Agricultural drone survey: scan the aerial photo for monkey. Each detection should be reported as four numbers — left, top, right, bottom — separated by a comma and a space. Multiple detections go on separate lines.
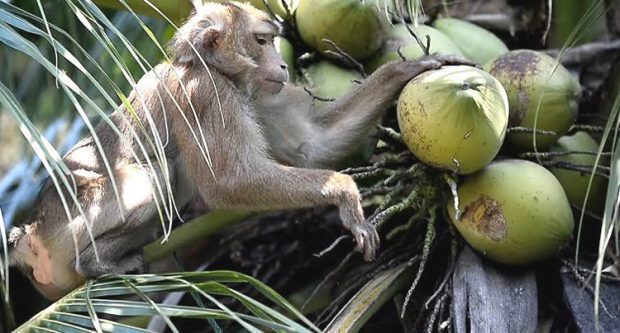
8, 1, 472, 300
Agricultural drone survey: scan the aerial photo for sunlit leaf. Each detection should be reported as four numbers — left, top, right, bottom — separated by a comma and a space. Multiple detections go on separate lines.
14, 271, 319, 333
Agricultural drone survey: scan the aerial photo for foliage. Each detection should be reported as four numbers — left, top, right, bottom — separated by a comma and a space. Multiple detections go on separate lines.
14, 271, 319, 332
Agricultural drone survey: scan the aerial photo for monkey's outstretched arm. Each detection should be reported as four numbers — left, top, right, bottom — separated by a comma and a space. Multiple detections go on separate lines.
298, 55, 474, 168
315, 55, 474, 124
210, 163, 378, 260
258, 55, 474, 169
175, 97, 379, 260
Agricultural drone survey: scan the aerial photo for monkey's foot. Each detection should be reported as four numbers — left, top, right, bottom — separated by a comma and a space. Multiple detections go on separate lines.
348, 221, 380, 261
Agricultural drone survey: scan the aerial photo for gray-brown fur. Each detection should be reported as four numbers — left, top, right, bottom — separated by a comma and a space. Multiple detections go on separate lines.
8, 1, 472, 300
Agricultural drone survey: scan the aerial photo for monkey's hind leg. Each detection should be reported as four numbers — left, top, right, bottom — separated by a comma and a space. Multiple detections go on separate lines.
71, 162, 174, 278
76, 228, 153, 278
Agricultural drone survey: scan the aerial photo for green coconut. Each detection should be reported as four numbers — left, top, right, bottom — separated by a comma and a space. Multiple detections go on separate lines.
433, 17, 508, 66
486, 50, 582, 150
296, 0, 387, 61
274, 36, 296, 81
370, 0, 397, 14
549, 131, 607, 213
205, 0, 291, 19
365, 24, 463, 72
397, 65, 508, 174
305, 60, 362, 100
448, 159, 574, 265
247, 0, 290, 19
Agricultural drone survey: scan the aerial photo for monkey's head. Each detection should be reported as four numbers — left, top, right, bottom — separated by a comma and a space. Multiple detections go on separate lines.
169, 1, 288, 96
9, 224, 85, 300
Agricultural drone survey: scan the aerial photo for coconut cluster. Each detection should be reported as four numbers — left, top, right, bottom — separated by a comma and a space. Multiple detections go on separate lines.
267, 0, 604, 265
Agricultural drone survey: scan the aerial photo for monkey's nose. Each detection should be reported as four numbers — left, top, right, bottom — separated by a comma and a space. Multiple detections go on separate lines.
280, 63, 287, 70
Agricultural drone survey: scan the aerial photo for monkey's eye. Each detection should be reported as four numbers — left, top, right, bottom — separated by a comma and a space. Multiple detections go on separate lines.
256, 35, 269, 45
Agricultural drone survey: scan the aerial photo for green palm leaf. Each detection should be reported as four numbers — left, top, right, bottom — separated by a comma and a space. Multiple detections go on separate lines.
15, 271, 320, 333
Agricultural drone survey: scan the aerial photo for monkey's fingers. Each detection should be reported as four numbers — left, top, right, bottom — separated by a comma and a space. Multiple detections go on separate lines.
403, 59, 444, 78
429, 54, 478, 68
364, 223, 379, 261
415, 59, 443, 70
350, 222, 378, 261
351, 226, 365, 252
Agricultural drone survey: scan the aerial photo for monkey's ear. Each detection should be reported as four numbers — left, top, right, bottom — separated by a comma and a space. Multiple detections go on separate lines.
202, 26, 223, 50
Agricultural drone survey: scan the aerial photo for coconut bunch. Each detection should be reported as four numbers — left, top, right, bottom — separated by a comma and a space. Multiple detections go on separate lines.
263, 0, 607, 266
394, 49, 591, 264
295, 0, 606, 264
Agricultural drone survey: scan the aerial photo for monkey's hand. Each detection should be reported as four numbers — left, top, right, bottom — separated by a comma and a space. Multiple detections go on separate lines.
349, 219, 380, 261
385, 53, 477, 83
338, 192, 380, 261
422, 53, 478, 68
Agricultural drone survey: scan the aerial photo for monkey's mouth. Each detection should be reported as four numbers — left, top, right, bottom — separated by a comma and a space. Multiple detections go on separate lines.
264, 79, 286, 94
265, 79, 285, 85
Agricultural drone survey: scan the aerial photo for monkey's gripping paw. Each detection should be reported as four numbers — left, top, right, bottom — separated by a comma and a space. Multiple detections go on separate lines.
399, 54, 477, 81
425, 53, 478, 68
348, 221, 380, 261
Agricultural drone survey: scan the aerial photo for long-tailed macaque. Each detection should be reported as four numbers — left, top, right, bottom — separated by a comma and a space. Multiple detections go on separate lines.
8, 1, 470, 300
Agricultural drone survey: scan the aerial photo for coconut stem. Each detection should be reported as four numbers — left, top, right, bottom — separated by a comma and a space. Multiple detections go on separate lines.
561, 259, 615, 318
321, 39, 368, 78
569, 124, 616, 134
361, 184, 396, 199
544, 39, 620, 66
570, 203, 602, 221
313, 235, 350, 258
396, 11, 431, 56
444, 174, 461, 221
350, 168, 391, 180
539, 160, 610, 178
519, 150, 613, 159
374, 182, 406, 214
302, 87, 336, 102
424, 249, 456, 310
426, 293, 449, 332
506, 126, 557, 136
386, 199, 428, 240
369, 184, 420, 227
562, 259, 620, 283
383, 163, 423, 186
400, 204, 438, 318
261, 0, 283, 23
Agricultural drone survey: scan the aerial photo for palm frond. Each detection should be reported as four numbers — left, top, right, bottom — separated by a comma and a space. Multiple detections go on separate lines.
594, 78, 620, 331
15, 271, 320, 333
324, 262, 411, 333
